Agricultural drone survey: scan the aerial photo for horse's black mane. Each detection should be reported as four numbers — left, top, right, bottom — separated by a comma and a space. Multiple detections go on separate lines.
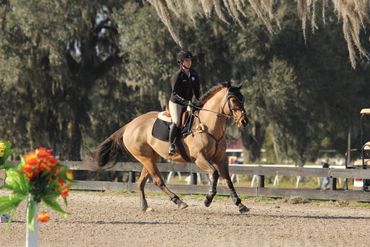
199, 82, 229, 106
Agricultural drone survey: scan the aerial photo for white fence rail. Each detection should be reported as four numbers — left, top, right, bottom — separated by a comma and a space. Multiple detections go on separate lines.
62, 161, 370, 202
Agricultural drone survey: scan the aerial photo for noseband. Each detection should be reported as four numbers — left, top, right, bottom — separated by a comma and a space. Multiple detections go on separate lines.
222, 90, 246, 121
194, 88, 246, 122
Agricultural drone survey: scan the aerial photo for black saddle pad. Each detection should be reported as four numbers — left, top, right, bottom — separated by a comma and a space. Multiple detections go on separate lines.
152, 116, 194, 162
152, 118, 171, 141
151, 113, 195, 142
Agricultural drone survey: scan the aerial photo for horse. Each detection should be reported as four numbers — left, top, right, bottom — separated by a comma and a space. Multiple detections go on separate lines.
95, 81, 250, 213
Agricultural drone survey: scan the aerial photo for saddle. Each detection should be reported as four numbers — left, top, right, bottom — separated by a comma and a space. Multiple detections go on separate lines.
158, 106, 190, 127
152, 107, 195, 161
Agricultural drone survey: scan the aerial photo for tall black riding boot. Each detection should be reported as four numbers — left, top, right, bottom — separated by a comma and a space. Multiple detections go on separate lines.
168, 124, 179, 155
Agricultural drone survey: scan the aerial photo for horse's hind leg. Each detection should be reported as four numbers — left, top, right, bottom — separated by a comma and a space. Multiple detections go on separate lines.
137, 168, 150, 211
218, 158, 249, 214
136, 155, 188, 209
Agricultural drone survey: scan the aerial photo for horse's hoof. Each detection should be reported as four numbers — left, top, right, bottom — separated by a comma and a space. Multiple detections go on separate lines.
178, 202, 188, 209
238, 204, 250, 214
204, 198, 212, 207
142, 207, 154, 212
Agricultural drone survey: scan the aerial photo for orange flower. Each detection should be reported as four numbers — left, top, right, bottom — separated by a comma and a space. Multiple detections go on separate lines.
22, 147, 59, 180
58, 177, 65, 185
36, 148, 58, 172
22, 152, 40, 180
66, 170, 74, 184
36, 147, 52, 156
37, 211, 50, 223
56, 181, 70, 198
60, 186, 70, 198
66, 170, 73, 180
24, 152, 38, 166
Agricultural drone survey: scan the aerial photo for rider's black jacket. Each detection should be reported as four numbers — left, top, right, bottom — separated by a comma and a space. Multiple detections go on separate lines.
169, 68, 200, 105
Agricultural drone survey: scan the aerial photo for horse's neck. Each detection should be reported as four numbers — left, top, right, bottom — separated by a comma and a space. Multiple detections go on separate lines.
198, 90, 227, 140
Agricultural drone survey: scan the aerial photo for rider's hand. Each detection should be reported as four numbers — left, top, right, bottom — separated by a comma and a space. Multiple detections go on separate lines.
193, 100, 201, 107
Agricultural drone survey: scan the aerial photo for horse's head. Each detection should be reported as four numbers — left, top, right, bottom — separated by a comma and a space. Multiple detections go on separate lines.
223, 81, 248, 128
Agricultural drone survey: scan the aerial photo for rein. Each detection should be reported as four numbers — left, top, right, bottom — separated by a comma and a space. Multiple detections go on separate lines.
189, 87, 246, 159
193, 105, 231, 119
192, 89, 245, 120
191, 90, 232, 119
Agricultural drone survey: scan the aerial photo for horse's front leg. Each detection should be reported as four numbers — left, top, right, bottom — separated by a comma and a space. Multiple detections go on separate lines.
194, 155, 219, 207
218, 158, 249, 214
205, 169, 219, 207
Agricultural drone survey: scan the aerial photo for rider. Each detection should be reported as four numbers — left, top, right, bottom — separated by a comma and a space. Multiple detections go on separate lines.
168, 50, 200, 155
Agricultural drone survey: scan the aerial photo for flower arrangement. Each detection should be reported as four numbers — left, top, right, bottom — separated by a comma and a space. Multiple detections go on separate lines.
0, 142, 73, 246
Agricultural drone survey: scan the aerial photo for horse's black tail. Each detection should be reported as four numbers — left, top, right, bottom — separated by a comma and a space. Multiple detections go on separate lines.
95, 125, 126, 169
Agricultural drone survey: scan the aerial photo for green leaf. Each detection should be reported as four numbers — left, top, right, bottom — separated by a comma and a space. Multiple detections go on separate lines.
5, 169, 29, 195
42, 195, 69, 217
0, 162, 15, 170
63, 197, 68, 207
18, 156, 25, 171
0, 194, 26, 215
27, 199, 36, 232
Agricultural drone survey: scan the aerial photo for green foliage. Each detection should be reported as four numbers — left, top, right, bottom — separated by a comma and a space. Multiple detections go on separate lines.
0, 1, 370, 164
0, 145, 72, 230
0, 194, 27, 216
4, 169, 30, 195
42, 194, 69, 217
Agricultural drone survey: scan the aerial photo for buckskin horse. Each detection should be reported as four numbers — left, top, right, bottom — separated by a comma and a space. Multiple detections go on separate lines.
95, 81, 250, 213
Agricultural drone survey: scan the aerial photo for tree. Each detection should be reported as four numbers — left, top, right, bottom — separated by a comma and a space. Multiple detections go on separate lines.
0, 1, 122, 159
149, 0, 370, 68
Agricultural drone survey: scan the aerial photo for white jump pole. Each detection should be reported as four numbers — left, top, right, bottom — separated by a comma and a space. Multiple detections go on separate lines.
26, 200, 39, 247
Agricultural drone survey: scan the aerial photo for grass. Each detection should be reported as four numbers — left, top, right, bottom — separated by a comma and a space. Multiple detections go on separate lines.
351, 201, 370, 209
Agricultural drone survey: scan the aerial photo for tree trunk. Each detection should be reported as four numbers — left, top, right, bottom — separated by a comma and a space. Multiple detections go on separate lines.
68, 117, 82, 160
242, 119, 265, 162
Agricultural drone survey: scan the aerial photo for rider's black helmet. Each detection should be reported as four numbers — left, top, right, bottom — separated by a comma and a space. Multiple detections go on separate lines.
177, 50, 193, 64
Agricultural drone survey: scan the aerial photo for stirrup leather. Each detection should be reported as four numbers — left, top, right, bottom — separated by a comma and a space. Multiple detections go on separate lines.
168, 143, 176, 155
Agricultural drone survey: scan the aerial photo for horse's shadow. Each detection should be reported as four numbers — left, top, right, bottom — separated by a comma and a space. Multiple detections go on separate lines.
182, 206, 370, 221
4, 219, 179, 225
65, 220, 180, 226
247, 213, 370, 220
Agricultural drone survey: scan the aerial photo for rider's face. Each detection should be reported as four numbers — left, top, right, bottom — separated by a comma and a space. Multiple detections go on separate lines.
182, 58, 192, 69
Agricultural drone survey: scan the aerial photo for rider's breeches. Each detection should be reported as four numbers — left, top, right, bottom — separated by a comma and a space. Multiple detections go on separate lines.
169, 101, 185, 127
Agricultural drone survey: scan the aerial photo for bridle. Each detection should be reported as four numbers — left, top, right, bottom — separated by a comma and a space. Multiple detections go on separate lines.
222, 90, 246, 121
191, 88, 247, 151
193, 88, 247, 123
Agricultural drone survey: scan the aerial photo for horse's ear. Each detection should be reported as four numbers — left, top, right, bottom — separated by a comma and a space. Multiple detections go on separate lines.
222, 81, 231, 88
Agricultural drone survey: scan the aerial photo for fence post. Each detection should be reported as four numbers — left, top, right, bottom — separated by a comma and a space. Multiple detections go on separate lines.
343, 178, 349, 191
128, 171, 136, 183
331, 177, 337, 190
190, 173, 197, 185
258, 175, 265, 188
